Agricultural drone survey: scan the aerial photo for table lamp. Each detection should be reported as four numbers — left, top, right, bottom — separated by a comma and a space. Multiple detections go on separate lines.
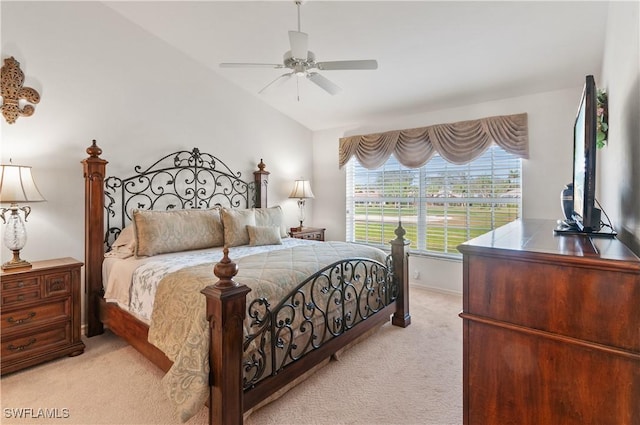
0, 163, 45, 270
288, 178, 314, 230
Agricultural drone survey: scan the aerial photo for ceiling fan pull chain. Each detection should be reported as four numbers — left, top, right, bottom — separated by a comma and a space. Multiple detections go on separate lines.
296, 1, 302, 32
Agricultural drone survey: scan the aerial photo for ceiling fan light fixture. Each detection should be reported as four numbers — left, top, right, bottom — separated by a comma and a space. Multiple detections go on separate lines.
219, 0, 378, 97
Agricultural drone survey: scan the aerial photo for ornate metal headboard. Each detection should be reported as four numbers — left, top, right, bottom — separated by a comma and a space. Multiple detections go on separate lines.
82, 140, 269, 336
103, 148, 256, 250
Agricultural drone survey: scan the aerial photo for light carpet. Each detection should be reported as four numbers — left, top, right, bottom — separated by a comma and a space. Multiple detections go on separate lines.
1, 286, 462, 425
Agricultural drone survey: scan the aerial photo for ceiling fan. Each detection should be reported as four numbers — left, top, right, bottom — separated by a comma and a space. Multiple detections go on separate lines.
219, 1, 378, 97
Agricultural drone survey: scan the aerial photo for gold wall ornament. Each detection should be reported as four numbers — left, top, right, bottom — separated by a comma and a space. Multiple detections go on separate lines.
1, 57, 41, 124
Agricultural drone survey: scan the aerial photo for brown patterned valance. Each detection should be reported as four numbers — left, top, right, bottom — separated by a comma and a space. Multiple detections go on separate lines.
339, 113, 529, 169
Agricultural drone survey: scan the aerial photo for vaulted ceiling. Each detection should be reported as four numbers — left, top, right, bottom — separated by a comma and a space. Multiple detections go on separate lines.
105, 1, 608, 131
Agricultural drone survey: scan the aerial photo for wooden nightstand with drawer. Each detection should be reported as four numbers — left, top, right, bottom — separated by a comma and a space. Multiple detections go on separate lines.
289, 227, 325, 241
1, 257, 85, 375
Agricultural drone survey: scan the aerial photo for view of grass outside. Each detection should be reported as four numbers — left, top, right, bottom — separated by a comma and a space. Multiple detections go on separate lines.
353, 202, 519, 253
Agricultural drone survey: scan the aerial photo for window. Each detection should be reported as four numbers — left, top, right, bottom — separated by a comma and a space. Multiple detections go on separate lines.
346, 145, 521, 256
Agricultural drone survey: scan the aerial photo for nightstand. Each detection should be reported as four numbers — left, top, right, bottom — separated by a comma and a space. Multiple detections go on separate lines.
289, 227, 325, 241
1, 257, 85, 375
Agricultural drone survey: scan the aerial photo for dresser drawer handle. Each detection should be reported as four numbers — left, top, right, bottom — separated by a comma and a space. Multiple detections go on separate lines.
17, 281, 25, 288
8, 338, 37, 352
17, 294, 25, 301
7, 312, 36, 325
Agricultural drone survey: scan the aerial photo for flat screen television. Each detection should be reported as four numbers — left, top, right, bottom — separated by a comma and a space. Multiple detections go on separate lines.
571, 75, 601, 233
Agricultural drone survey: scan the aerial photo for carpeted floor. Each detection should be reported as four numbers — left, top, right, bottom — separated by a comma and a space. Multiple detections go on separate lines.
1, 286, 462, 425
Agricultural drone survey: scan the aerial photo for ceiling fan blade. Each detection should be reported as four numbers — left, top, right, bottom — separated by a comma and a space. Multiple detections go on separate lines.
316, 60, 378, 71
220, 63, 284, 69
288, 30, 309, 60
307, 72, 341, 95
258, 72, 293, 94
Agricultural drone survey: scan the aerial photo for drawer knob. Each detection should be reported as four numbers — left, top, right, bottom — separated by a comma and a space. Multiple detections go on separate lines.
7, 312, 36, 325
8, 338, 37, 352
17, 281, 24, 288
17, 294, 25, 301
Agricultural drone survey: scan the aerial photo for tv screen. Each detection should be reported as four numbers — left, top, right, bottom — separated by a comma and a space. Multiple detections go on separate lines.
571, 75, 601, 232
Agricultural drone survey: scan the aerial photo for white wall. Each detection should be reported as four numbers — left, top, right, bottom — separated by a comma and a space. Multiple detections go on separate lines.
312, 88, 583, 293
599, 1, 640, 255
1, 2, 312, 321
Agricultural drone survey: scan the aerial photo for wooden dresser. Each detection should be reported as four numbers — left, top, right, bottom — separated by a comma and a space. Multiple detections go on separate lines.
1, 257, 85, 375
458, 219, 639, 425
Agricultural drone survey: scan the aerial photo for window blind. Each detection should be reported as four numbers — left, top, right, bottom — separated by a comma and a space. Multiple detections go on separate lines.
346, 145, 521, 256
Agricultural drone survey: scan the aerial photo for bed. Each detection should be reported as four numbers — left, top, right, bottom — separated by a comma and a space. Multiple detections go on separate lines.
82, 140, 411, 425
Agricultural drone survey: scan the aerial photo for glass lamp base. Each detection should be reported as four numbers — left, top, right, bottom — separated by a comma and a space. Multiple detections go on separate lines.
1, 206, 31, 271
297, 199, 306, 230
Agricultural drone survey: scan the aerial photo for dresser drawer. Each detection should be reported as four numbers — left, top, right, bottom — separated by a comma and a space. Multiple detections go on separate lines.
466, 254, 640, 351
1, 324, 71, 361
44, 271, 71, 297
1, 299, 70, 332
2, 276, 38, 291
1, 288, 40, 306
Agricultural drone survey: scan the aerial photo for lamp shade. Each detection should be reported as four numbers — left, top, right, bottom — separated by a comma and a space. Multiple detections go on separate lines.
288, 179, 315, 199
0, 164, 46, 204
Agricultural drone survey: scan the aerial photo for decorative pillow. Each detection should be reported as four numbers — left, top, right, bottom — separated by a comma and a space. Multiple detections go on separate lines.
247, 225, 282, 247
133, 208, 224, 257
105, 225, 136, 259
221, 208, 256, 247
254, 206, 288, 238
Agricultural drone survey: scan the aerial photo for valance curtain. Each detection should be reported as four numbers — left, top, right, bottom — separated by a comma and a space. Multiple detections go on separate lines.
339, 113, 529, 169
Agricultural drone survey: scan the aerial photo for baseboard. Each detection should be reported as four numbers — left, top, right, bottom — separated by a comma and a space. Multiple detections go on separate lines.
410, 282, 461, 296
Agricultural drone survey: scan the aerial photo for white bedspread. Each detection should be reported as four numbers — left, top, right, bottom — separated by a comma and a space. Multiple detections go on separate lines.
102, 238, 320, 322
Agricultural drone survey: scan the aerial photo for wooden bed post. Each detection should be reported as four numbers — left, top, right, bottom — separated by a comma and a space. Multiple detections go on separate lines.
390, 221, 411, 328
201, 249, 251, 425
253, 159, 269, 208
82, 140, 108, 337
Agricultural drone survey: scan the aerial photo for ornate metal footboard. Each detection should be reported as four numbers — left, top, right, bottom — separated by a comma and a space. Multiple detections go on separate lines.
243, 256, 397, 389
202, 224, 410, 425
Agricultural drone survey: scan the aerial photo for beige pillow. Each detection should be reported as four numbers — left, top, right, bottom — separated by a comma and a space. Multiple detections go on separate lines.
112, 225, 135, 249
247, 225, 282, 246
221, 208, 256, 247
254, 206, 288, 238
133, 208, 224, 257
105, 225, 136, 258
